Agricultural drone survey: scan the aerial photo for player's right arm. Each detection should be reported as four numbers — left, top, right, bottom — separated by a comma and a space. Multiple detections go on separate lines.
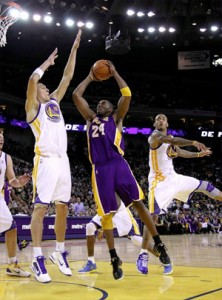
72, 74, 96, 121
149, 131, 208, 151
25, 48, 58, 122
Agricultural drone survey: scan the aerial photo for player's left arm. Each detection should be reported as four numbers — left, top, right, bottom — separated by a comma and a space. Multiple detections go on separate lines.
51, 29, 82, 103
176, 147, 212, 158
110, 62, 131, 122
6, 155, 30, 188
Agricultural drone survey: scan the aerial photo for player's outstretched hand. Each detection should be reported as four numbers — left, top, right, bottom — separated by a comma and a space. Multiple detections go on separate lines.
73, 29, 82, 49
193, 141, 208, 151
18, 174, 31, 186
198, 149, 212, 157
47, 48, 58, 66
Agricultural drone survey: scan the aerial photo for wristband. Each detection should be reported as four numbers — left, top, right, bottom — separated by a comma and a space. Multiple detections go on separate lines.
9, 177, 16, 184
197, 152, 200, 158
120, 87, 131, 96
192, 141, 197, 145
33, 68, 44, 79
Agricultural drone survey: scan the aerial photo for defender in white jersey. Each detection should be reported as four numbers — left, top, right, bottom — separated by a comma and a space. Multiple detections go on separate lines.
25, 29, 82, 283
0, 131, 31, 277
137, 114, 222, 275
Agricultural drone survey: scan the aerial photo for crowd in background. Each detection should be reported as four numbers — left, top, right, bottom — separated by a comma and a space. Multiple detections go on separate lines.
4, 132, 222, 235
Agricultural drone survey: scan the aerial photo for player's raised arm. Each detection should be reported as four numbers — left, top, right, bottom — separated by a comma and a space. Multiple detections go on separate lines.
51, 29, 82, 102
25, 48, 58, 122
72, 71, 97, 122
109, 62, 131, 122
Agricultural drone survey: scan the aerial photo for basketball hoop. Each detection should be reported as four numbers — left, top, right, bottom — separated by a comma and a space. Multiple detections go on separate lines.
0, 1, 22, 47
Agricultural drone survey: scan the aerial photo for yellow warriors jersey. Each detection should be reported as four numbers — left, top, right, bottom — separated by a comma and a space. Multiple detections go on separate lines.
29, 98, 67, 156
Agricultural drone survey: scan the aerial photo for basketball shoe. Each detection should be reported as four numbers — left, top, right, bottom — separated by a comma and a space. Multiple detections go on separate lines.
30, 256, 51, 283
154, 243, 171, 266
78, 260, 97, 273
111, 257, 123, 280
6, 262, 31, 277
136, 252, 149, 274
49, 251, 72, 276
163, 263, 173, 275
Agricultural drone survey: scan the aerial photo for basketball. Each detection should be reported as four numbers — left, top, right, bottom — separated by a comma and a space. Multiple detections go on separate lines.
92, 59, 111, 80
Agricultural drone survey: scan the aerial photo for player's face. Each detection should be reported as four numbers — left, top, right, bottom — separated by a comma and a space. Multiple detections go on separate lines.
97, 100, 112, 116
37, 83, 50, 102
0, 133, 4, 150
154, 114, 168, 131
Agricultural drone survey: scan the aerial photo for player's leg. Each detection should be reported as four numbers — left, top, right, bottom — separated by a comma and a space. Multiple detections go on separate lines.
101, 213, 123, 280
78, 221, 98, 273
49, 202, 72, 276
49, 155, 72, 277
92, 163, 123, 280
5, 222, 31, 277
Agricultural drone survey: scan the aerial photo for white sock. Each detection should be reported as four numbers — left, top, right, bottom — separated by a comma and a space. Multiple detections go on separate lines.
140, 249, 148, 254
33, 247, 42, 258
88, 256, 95, 263
56, 242, 65, 252
8, 257, 17, 264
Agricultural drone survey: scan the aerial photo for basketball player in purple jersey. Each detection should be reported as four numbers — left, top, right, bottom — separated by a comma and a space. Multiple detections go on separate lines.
73, 62, 171, 280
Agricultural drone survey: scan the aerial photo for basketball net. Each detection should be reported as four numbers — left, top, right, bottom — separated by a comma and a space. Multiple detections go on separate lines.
0, 1, 21, 47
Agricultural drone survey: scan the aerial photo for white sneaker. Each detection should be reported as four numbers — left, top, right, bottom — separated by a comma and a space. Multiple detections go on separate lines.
49, 251, 72, 276
30, 256, 51, 283
6, 262, 31, 277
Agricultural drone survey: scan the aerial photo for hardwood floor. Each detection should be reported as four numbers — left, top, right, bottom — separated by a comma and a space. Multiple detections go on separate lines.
0, 233, 222, 300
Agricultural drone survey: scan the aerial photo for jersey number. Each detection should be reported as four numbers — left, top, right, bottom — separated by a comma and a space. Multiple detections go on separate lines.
92, 124, 105, 138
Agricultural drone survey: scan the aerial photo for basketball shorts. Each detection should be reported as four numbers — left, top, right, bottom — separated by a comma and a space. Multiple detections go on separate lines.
92, 157, 144, 216
32, 154, 71, 204
91, 201, 140, 237
148, 172, 200, 214
0, 194, 13, 233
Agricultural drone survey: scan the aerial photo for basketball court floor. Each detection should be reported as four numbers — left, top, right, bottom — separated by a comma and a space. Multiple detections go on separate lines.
0, 234, 222, 300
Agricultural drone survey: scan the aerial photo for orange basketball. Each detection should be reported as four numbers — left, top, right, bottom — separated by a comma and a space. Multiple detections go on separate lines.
92, 59, 111, 80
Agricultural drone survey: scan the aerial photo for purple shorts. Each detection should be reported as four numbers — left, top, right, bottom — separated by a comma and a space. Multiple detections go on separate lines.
92, 157, 144, 216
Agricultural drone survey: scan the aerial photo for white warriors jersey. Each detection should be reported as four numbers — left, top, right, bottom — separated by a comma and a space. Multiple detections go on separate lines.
29, 98, 67, 156
148, 131, 175, 180
0, 152, 7, 193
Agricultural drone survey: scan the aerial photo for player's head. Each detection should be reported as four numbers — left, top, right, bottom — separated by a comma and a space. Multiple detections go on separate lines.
153, 114, 168, 131
97, 100, 114, 117
0, 130, 4, 150
37, 82, 50, 103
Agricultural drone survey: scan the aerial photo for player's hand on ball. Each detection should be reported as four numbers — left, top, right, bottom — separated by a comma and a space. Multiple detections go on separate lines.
107, 60, 116, 76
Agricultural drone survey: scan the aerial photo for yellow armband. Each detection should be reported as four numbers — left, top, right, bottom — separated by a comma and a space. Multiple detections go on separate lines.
120, 87, 131, 96
197, 152, 200, 157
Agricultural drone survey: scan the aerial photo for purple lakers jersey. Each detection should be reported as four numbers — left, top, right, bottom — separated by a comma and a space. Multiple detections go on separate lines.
87, 115, 124, 164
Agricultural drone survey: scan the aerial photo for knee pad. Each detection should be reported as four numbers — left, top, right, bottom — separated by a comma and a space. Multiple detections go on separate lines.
101, 214, 113, 230
86, 222, 97, 236
196, 181, 220, 199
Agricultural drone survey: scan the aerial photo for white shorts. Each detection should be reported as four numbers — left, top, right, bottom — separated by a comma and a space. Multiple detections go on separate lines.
0, 194, 13, 233
92, 202, 139, 237
148, 171, 200, 214
33, 154, 71, 204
